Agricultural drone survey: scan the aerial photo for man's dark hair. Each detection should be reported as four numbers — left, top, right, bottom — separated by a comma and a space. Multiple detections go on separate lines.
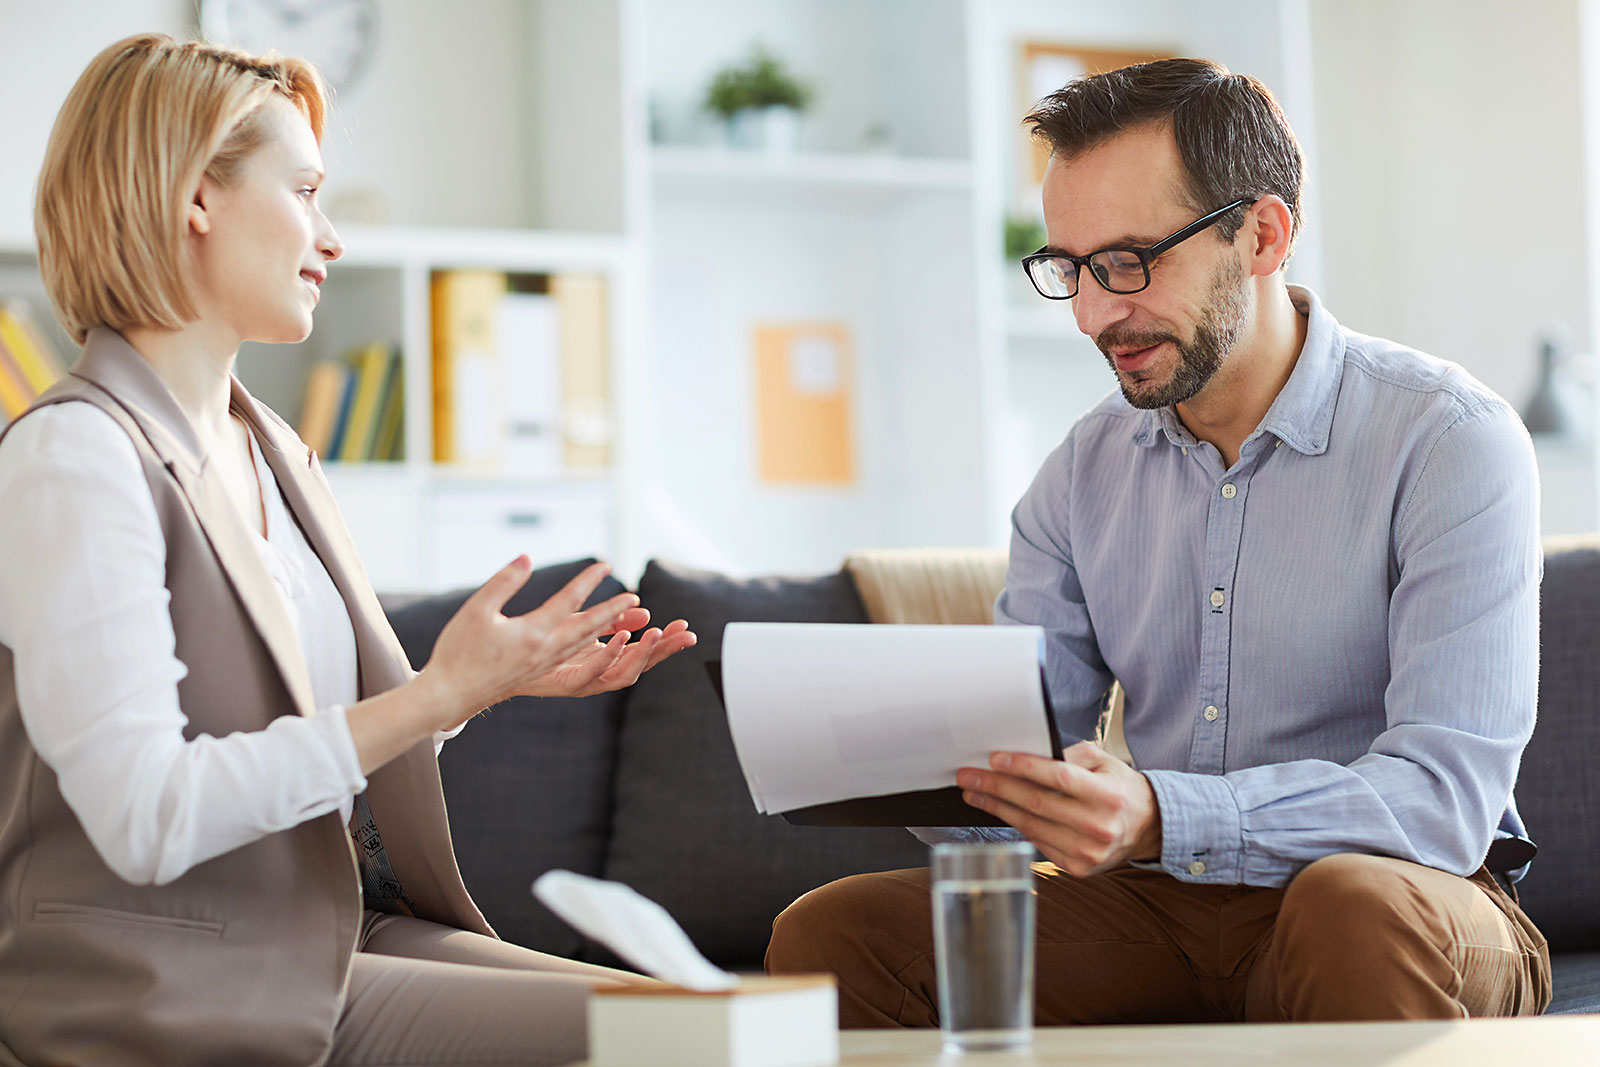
1025, 58, 1304, 251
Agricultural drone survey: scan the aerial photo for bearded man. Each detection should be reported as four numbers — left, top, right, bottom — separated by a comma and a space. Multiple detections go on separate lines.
766, 58, 1551, 1024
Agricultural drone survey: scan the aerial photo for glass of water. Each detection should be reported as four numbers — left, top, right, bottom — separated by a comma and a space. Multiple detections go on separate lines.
930, 841, 1036, 1052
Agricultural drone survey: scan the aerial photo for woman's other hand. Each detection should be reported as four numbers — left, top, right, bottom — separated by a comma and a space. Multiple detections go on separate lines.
525, 614, 696, 698
420, 558, 642, 726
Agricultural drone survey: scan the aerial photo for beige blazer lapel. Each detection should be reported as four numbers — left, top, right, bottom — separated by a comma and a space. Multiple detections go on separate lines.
70, 330, 320, 723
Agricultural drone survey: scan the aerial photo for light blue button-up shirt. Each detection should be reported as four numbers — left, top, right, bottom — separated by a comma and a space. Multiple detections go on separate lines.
996, 286, 1540, 888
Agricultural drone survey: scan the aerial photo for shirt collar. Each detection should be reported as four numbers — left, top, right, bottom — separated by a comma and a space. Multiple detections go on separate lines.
1130, 284, 1344, 457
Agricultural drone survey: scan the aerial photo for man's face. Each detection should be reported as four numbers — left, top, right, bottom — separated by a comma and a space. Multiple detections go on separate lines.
1040, 124, 1250, 410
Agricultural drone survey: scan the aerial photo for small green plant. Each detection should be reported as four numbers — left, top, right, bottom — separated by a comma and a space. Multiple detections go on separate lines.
704, 47, 812, 118
1004, 215, 1048, 261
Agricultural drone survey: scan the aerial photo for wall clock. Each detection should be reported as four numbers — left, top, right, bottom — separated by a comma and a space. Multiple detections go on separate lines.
200, 0, 377, 92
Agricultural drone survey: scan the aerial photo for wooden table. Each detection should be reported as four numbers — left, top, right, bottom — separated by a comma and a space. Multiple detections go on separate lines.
833, 1016, 1598, 1065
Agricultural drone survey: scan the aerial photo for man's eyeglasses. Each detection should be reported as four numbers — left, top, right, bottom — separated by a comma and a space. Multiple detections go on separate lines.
1021, 198, 1252, 300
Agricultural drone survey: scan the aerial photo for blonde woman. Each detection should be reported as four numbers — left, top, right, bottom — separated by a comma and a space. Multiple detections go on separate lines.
0, 33, 693, 1067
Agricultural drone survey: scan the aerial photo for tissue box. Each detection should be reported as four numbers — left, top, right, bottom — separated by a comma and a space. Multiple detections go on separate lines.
587, 974, 838, 1067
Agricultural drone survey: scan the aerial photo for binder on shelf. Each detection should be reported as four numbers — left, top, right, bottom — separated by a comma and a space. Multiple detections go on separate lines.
0, 303, 66, 396
551, 273, 612, 471
298, 361, 350, 457
499, 285, 562, 477
431, 269, 507, 467
339, 342, 397, 463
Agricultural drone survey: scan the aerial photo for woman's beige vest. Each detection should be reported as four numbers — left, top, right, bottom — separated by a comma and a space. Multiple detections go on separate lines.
0, 329, 490, 1066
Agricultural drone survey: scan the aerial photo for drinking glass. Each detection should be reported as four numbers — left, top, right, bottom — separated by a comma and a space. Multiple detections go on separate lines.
930, 841, 1036, 1052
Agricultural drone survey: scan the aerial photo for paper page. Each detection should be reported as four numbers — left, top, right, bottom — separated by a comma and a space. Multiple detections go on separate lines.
721, 623, 1051, 814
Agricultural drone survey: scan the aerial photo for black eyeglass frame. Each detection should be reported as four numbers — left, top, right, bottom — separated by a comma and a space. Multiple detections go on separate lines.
1021, 198, 1253, 301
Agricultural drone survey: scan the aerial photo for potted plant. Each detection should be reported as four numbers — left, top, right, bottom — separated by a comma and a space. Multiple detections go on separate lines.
704, 46, 812, 152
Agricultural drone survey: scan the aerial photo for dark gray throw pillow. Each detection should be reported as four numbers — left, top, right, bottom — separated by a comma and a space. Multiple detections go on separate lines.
382, 558, 628, 958
597, 559, 930, 970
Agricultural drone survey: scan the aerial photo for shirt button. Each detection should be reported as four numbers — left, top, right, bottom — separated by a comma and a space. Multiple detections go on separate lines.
1209, 590, 1226, 608
1221, 483, 1237, 499
1188, 860, 1207, 876
1204, 705, 1220, 721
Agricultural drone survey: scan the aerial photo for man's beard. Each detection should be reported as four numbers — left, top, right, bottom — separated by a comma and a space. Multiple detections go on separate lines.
1095, 256, 1249, 410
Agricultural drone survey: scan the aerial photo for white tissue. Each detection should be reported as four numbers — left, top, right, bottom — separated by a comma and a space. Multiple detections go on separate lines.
533, 870, 740, 991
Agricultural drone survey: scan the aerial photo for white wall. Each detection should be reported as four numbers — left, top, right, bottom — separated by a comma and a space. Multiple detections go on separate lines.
1310, 0, 1595, 532
0, 0, 539, 234
1310, 0, 1589, 392
0, 1, 191, 240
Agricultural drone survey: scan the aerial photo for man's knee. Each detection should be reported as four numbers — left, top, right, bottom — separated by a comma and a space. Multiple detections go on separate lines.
1278, 853, 1436, 946
766, 868, 931, 976
1267, 854, 1470, 1020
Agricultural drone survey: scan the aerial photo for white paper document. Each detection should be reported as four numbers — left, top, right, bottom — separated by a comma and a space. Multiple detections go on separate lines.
720, 623, 1053, 814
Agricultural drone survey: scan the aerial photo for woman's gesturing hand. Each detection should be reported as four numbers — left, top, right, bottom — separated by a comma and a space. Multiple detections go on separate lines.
421, 558, 648, 728
523, 614, 696, 698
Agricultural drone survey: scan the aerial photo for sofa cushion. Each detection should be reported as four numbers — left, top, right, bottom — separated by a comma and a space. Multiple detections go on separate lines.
1516, 535, 1600, 954
382, 559, 629, 958
1548, 953, 1600, 1014
597, 560, 930, 970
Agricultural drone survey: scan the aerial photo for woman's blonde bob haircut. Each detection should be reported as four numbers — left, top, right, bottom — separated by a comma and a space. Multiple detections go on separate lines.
35, 33, 327, 344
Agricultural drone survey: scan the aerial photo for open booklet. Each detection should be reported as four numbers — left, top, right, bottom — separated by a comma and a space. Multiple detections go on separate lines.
716, 622, 1064, 827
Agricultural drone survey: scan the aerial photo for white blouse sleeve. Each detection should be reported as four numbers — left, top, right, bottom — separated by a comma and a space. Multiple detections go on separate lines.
0, 403, 368, 886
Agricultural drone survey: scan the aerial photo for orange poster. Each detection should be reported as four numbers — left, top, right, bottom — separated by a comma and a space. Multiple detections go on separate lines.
753, 322, 854, 485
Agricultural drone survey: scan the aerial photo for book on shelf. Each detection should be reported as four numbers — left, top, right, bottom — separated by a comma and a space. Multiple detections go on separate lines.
0, 330, 32, 419
372, 358, 405, 462
0, 303, 67, 397
325, 364, 359, 459
430, 268, 613, 475
339, 342, 397, 463
298, 361, 348, 457
298, 343, 403, 463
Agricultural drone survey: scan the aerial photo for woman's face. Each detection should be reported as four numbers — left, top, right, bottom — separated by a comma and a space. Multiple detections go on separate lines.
188, 95, 342, 346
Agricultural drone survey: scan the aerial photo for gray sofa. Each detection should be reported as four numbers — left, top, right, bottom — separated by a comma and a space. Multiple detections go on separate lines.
383, 540, 1600, 1015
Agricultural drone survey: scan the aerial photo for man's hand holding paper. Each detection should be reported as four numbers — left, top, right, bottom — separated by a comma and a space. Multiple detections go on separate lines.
957, 743, 1163, 877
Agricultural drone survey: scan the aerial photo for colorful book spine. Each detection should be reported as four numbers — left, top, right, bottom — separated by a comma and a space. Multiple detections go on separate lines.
0, 332, 32, 419
297, 361, 349, 457
372, 356, 406, 461
339, 342, 395, 463
325, 366, 360, 461
0, 304, 66, 396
